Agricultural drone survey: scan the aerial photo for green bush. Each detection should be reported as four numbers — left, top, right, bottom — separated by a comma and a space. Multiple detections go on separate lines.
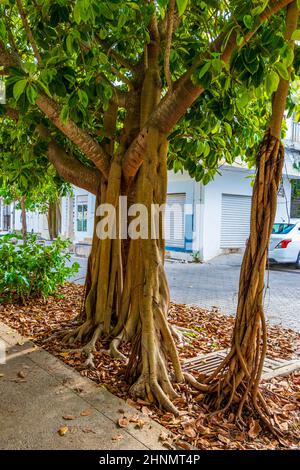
0, 234, 79, 303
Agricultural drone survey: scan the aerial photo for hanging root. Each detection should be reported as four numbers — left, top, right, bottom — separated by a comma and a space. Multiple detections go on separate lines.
184, 131, 286, 436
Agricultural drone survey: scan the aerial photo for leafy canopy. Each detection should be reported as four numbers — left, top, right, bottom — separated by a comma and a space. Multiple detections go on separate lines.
0, 0, 299, 186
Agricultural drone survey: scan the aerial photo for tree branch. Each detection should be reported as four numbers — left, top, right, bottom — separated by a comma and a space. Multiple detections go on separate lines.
16, 0, 42, 64
36, 124, 101, 195
270, 0, 298, 138
122, 0, 295, 181
164, 0, 175, 91
47, 141, 101, 195
94, 35, 138, 72
0, 41, 111, 180
36, 94, 110, 179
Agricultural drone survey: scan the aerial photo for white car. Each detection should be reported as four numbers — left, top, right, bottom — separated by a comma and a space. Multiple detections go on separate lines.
268, 220, 300, 269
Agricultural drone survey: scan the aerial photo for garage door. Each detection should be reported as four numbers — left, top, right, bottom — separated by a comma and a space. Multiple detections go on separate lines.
220, 194, 252, 248
165, 193, 186, 248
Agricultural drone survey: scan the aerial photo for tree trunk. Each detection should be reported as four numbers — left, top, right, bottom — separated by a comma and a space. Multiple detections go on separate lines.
185, 0, 298, 431
20, 196, 27, 242
65, 128, 183, 413
47, 201, 61, 240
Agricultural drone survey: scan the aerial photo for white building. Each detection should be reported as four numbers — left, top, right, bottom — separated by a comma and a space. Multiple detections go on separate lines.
0, 200, 49, 238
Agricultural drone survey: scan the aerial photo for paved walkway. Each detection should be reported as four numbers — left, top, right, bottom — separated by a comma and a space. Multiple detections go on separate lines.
0, 323, 166, 450
69, 253, 300, 331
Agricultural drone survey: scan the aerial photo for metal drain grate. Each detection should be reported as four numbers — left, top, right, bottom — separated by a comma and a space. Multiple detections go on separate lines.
183, 349, 300, 380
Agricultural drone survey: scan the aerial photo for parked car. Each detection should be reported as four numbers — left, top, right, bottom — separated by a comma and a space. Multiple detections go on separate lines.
268, 220, 300, 268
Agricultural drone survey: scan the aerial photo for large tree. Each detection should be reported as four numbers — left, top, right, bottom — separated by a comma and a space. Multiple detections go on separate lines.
185, 1, 299, 431
0, 0, 298, 413
0, 116, 70, 240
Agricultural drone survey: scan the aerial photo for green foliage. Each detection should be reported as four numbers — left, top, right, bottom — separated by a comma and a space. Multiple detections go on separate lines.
0, 115, 71, 212
176, 0, 189, 17
0, 234, 79, 303
0, 0, 299, 188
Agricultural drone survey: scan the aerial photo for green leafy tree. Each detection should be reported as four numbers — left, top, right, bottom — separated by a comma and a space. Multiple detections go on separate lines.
0, 0, 298, 414
185, 1, 299, 433
0, 117, 71, 239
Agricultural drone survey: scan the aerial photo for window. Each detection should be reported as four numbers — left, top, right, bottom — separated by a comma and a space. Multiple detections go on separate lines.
291, 179, 300, 218
272, 223, 295, 234
77, 196, 88, 232
3, 205, 11, 231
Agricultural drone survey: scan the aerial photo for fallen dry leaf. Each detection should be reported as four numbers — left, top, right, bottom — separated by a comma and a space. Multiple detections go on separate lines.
218, 434, 230, 445
80, 409, 92, 417
159, 430, 170, 442
17, 370, 26, 379
135, 419, 146, 429
59, 352, 70, 358
62, 415, 76, 421
141, 406, 151, 416
183, 425, 196, 438
1, 283, 299, 451
126, 399, 137, 407
118, 416, 129, 428
58, 426, 69, 436
176, 440, 192, 450
112, 434, 124, 442
82, 428, 96, 434
248, 419, 262, 439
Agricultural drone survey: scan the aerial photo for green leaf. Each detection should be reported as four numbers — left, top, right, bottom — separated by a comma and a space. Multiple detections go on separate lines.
266, 70, 279, 96
203, 142, 210, 158
236, 33, 244, 47
243, 15, 253, 30
13, 79, 27, 102
224, 122, 232, 138
0, 19, 7, 41
37, 79, 52, 97
60, 104, 69, 124
251, 0, 268, 16
195, 141, 204, 156
99, 52, 108, 64
176, 0, 188, 16
274, 62, 289, 81
26, 85, 38, 104
291, 30, 300, 41
211, 59, 223, 74
78, 89, 88, 108
73, 2, 81, 24
198, 61, 211, 80
282, 46, 294, 67
66, 34, 74, 54
118, 14, 127, 28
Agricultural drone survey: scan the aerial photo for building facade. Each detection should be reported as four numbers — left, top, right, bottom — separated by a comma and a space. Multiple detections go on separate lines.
2, 117, 300, 261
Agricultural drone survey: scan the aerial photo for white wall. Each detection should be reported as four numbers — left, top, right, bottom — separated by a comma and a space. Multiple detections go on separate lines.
201, 167, 293, 261
201, 167, 254, 261
276, 177, 292, 223
14, 207, 49, 238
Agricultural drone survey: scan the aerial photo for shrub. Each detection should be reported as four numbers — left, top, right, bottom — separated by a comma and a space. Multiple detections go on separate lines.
0, 234, 79, 303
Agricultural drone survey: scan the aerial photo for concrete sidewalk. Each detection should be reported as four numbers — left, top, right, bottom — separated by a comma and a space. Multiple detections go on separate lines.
0, 322, 166, 450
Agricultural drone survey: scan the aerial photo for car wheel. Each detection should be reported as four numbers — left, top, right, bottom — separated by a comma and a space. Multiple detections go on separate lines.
296, 252, 300, 270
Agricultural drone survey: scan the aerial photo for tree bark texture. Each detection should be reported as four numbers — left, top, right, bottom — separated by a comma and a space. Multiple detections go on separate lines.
185, 1, 298, 432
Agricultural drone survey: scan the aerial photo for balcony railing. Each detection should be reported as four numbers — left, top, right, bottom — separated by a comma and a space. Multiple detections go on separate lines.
292, 121, 300, 143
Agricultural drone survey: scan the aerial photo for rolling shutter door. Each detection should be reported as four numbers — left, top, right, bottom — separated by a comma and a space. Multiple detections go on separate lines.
220, 194, 251, 248
165, 193, 186, 248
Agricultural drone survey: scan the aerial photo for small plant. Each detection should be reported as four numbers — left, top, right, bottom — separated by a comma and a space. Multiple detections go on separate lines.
0, 234, 79, 303
192, 251, 202, 263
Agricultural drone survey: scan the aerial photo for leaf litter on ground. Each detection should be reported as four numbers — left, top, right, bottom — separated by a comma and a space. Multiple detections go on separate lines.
0, 283, 299, 450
